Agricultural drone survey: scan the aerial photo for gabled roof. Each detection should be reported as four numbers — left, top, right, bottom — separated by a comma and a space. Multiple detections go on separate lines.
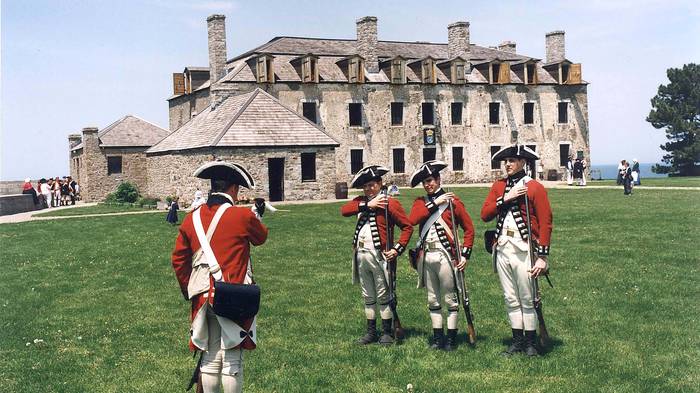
148, 88, 339, 154
71, 115, 169, 151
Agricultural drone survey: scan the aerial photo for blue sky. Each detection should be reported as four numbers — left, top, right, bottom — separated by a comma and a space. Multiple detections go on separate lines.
2, 0, 698, 180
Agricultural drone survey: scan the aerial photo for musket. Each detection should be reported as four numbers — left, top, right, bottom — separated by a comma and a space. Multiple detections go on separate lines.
522, 178, 550, 347
446, 193, 477, 346
382, 186, 404, 340
187, 351, 204, 393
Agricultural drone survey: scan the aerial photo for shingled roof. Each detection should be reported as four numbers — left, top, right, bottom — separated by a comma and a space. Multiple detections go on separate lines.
148, 88, 339, 154
71, 115, 169, 151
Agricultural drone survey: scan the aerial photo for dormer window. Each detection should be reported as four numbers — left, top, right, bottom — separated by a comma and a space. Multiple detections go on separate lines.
254, 54, 274, 83
348, 56, 364, 84
421, 57, 437, 84
564, 63, 582, 84
391, 58, 405, 84
561, 63, 570, 84
302, 55, 319, 83
337, 55, 365, 84
450, 58, 467, 84
489, 61, 511, 84
525, 62, 538, 85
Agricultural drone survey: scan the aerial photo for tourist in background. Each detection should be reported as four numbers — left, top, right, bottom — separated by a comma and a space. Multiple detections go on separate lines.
566, 155, 574, 185
166, 197, 180, 225
622, 161, 633, 195
39, 179, 51, 208
191, 188, 206, 210
573, 158, 587, 186
632, 159, 641, 186
617, 160, 625, 185
52, 177, 61, 207
22, 178, 40, 206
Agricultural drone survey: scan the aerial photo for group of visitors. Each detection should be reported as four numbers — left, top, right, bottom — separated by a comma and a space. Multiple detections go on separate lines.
565, 155, 587, 186
23, 176, 79, 208
617, 159, 640, 195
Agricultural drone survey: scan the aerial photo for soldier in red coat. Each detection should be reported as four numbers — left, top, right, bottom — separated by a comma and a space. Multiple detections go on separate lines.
408, 161, 475, 351
172, 161, 268, 393
341, 165, 413, 346
481, 145, 552, 357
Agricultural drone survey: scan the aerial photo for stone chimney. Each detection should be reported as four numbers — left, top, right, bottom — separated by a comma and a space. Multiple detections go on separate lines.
498, 41, 516, 54
207, 14, 228, 83
447, 21, 470, 59
356, 16, 378, 73
68, 134, 82, 149
81, 127, 99, 150
545, 30, 565, 63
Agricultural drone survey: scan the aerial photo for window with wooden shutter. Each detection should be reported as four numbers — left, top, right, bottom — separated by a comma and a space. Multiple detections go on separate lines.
348, 57, 364, 84
422, 58, 436, 84
498, 61, 511, 84
256, 55, 274, 83
560, 64, 570, 84
525, 63, 538, 85
451, 59, 466, 84
490, 63, 499, 84
301, 56, 319, 83
567, 64, 582, 84
172, 73, 185, 95
391, 58, 406, 84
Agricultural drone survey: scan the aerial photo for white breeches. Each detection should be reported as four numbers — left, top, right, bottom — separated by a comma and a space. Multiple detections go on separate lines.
357, 248, 392, 320
424, 248, 459, 330
200, 307, 243, 393
496, 240, 537, 331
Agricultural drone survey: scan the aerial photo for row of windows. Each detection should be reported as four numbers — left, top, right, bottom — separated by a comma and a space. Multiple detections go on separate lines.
350, 143, 576, 174
301, 101, 569, 127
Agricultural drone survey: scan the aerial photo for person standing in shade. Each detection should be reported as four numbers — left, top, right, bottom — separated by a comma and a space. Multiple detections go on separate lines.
566, 155, 574, 185
171, 161, 268, 393
632, 159, 641, 186
341, 165, 413, 346
408, 161, 474, 351
481, 145, 553, 357
167, 197, 180, 225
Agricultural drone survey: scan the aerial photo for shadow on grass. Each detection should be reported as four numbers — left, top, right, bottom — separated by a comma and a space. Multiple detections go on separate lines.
499, 335, 565, 355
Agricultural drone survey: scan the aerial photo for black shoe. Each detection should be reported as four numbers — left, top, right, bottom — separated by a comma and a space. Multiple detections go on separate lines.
444, 329, 457, 351
378, 319, 394, 346
357, 319, 377, 345
524, 330, 540, 357
430, 328, 444, 350
501, 329, 524, 356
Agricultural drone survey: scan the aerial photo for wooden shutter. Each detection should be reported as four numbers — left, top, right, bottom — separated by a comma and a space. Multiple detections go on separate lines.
568, 64, 582, 84
257, 57, 267, 83
498, 61, 511, 84
172, 73, 185, 95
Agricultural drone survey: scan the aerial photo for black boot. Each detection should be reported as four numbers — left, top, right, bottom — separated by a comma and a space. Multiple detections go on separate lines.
430, 328, 444, 350
444, 329, 458, 351
379, 319, 394, 346
501, 328, 524, 356
524, 330, 540, 357
357, 319, 377, 345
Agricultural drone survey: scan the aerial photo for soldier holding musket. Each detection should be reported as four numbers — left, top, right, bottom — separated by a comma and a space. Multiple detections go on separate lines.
408, 161, 475, 350
341, 165, 413, 346
481, 145, 553, 357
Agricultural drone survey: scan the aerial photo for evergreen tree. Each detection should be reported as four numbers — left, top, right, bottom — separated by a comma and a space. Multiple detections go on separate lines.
647, 63, 700, 175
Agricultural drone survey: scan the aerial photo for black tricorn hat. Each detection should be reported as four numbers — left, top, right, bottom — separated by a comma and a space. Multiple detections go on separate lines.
410, 160, 448, 188
350, 165, 389, 188
491, 144, 539, 161
193, 161, 255, 189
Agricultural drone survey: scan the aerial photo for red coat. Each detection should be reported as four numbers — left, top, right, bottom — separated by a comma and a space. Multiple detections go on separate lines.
172, 202, 268, 350
408, 194, 475, 259
341, 196, 413, 255
481, 178, 552, 255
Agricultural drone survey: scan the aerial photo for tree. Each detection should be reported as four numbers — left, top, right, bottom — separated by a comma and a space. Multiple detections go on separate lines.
646, 63, 700, 175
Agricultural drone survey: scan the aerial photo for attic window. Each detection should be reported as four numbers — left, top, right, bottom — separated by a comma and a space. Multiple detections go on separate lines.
421, 58, 436, 84
256, 55, 274, 83
451, 59, 466, 84
490, 62, 511, 84
525, 63, 537, 84
391, 58, 406, 84
348, 57, 365, 84
302, 56, 319, 83
561, 64, 570, 84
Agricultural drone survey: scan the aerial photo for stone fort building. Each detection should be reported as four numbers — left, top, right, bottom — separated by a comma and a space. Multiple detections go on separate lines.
71, 15, 589, 203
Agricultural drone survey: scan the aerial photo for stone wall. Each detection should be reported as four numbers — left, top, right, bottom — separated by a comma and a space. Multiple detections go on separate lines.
198, 81, 590, 185
168, 88, 211, 131
146, 146, 337, 205
0, 181, 26, 196
0, 194, 41, 216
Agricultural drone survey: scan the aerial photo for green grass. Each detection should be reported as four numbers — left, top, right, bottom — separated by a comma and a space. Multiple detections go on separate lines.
33, 203, 157, 217
1, 187, 698, 392
588, 176, 700, 187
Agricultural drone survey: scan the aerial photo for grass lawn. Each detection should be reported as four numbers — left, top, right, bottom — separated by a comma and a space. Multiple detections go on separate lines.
33, 203, 158, 217
588, 176, 700, 187
1, 187, 698, 392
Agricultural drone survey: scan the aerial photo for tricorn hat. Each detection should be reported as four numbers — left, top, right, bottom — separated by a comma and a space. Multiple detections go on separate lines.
491, 144, 539, 161
410, 160, 448, 187
193, 161, 255, 189
350, 165, 389, 188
